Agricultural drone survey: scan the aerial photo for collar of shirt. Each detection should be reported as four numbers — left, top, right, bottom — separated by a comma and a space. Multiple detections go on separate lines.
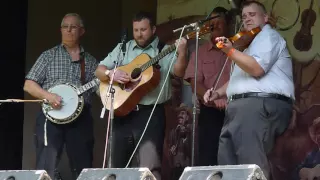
206, 40, 220, 51
60, 43, 85, 63
262, 24, 272, 31
131, 36, 159, 51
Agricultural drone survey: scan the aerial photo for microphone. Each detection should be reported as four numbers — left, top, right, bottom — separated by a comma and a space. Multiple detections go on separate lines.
121, 28, 128, 54
228, 0, 238, 10
228, 0, 241, 15
228, 0, 241, 27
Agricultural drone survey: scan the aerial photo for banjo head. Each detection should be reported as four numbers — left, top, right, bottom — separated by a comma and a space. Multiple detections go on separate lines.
42, 84, 84, 124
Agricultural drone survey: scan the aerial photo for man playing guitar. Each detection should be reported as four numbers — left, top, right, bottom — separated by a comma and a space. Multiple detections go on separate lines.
95, 11, 188, 180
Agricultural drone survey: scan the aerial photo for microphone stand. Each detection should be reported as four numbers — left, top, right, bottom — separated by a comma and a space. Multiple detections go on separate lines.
191, 23, 201, 167
101, 41, 126, 169
106, 81, 115, 169
0, 99, 47, 105
173, 15, 220, 166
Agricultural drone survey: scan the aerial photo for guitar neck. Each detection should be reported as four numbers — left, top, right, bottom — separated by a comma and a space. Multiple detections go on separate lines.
78, 78, 100, 95
140, 44, 176, 71
138, 24, 210, 71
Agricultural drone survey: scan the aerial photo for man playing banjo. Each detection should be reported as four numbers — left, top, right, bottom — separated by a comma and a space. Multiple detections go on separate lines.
24, 13, 98, 180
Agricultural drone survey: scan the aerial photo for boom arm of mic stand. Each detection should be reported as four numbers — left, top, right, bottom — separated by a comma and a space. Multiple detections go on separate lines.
173, 15, 220, 33
173, 22, 198, 33
0, 99, 47, 106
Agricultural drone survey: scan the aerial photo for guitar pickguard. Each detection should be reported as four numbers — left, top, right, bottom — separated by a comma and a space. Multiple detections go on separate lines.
122, 76, 142, 92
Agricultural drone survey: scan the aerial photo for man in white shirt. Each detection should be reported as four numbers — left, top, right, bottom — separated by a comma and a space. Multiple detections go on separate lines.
204, 1, 294, 179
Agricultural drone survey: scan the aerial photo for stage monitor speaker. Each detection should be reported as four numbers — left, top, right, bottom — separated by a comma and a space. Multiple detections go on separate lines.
179, 164, 267, 180
77, 168, 156, 180
0, 170, 51, 180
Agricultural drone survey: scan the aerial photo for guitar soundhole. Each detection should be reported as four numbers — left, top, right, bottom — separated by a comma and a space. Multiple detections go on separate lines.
131, 68, 142, 79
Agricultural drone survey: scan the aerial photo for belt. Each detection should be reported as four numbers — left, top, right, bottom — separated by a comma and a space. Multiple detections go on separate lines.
134, 103, 164, 111
229, 92, 293, 104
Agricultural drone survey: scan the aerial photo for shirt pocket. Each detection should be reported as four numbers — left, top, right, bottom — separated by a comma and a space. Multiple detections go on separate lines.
202, 60, 216, 78
46, 60, 68, 85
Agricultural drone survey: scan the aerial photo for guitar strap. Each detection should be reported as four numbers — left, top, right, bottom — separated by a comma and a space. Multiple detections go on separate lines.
80, 52, 85, 85
154, 41, 165, 67
157, 41, 165, 53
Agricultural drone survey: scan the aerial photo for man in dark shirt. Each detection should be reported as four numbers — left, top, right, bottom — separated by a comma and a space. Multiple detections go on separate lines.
184, 7, 231, 166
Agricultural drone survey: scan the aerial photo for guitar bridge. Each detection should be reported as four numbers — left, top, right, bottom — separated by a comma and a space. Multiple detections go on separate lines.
119, 84, 125, 90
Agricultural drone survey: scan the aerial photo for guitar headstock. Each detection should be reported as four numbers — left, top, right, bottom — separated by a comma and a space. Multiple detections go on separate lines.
185, 23, 211, 40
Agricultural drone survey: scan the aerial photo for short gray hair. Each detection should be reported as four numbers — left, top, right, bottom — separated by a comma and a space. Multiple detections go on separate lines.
61, 13, 84, 27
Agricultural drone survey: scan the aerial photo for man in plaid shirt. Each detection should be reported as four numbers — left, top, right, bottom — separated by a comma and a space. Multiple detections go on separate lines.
24, 13, 98, 180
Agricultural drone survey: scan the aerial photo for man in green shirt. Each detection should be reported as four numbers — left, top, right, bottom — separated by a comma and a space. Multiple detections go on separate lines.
95, 11, 187, 180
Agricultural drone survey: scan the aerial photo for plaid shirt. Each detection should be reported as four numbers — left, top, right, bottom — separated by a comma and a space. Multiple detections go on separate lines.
25, 44, 99, 105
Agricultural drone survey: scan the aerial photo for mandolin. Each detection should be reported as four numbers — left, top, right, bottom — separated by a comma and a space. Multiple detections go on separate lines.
293, 0, 316, 51
99, 23, 212, 116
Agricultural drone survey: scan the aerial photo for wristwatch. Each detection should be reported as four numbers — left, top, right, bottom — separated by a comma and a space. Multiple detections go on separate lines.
105, 69, 111, 77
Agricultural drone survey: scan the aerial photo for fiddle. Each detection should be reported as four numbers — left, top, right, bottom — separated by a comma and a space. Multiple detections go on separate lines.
216, 26, 261, 51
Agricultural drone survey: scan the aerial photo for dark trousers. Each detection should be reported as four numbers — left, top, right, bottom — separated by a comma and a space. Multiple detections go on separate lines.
218, 97, 292, 179
34, 106, 94, 180
197, 104, 225, 166
110, 104, 165, 180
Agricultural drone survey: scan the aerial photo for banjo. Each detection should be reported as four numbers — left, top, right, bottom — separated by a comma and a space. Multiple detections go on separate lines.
42, 78, 100, 124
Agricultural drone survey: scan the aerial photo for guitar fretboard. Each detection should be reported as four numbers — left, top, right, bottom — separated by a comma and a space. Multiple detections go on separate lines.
77, 78, 100, 95
140, 44, 176, 71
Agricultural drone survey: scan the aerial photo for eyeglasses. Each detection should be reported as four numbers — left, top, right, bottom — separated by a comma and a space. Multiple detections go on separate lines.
61, 25, 80, 30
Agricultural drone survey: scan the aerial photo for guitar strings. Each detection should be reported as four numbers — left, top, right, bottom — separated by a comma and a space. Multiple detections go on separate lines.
140, 45, 176, 71
125, 25, 188, 168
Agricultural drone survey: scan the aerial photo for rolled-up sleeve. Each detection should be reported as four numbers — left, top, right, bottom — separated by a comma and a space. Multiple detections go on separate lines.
99, 43, 122, 69
247, 30, 283, 73
164, 45, 178, 75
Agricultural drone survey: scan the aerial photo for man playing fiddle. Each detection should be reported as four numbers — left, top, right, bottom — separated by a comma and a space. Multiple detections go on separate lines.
204, 1, 294, 179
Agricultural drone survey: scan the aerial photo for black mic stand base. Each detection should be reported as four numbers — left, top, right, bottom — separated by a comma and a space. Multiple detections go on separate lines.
107, 87, 115, 168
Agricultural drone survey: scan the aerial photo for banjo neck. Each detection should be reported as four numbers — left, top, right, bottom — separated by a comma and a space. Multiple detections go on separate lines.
77, 78, 100, 95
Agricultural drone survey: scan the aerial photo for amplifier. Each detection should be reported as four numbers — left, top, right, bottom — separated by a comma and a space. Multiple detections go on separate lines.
77, 168, 156, 180
179, 164, 267, 180
0, 170, 51, 180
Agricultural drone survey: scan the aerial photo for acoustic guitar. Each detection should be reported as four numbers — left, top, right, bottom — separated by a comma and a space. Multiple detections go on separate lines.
99, 23, 211, 116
